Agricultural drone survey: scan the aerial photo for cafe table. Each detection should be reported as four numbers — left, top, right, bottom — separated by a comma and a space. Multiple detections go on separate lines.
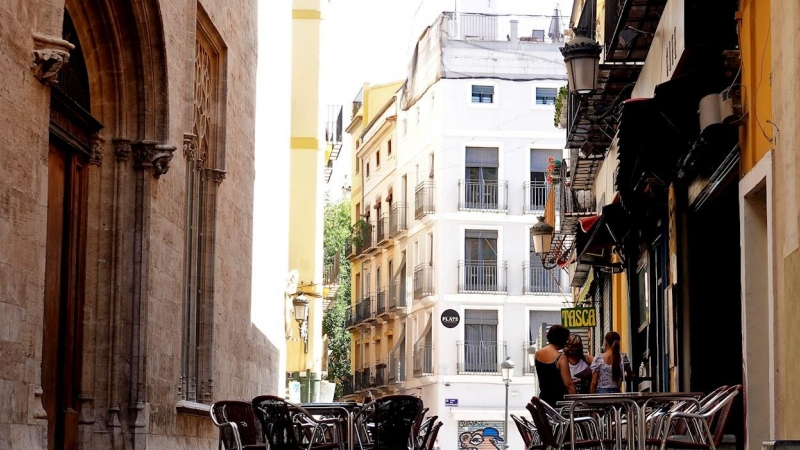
562, 392, 704, 450
298, 402, 362, 450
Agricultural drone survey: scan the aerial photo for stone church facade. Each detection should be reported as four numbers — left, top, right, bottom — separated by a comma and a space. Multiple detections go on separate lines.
0, 0, 278, 449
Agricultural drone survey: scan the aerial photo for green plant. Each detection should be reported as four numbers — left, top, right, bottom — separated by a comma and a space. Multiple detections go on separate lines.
553, 86, 569, 128
351, 218, 369, 248
322, 199, 352, 398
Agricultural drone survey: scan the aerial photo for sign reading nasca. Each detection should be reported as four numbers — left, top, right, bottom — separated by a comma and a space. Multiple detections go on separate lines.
561, 307, 597, 328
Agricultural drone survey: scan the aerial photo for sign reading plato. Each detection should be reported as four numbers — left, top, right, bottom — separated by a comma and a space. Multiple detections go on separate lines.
561, 307, 596, 328
441, 309, 461, 328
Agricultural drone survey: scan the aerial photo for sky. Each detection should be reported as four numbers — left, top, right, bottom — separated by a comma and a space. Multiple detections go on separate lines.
253, 0, 572, 392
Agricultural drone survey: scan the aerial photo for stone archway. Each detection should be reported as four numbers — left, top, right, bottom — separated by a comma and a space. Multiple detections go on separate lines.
33, 1, 174, 449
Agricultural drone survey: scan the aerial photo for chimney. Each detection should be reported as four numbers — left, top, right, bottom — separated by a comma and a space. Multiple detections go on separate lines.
510, 20, 519, 42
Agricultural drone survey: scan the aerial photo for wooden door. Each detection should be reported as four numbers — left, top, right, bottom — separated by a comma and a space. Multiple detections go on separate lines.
42, 141, 88, 450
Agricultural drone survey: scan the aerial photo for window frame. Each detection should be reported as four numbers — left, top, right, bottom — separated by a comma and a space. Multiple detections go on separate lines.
468, 82, 499, 109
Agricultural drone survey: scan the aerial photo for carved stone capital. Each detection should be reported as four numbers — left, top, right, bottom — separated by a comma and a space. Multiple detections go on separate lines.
89, 134, 104, 165
133, 140, 176, 178
183, 133, 197, 160
31, 385, 48, 423
212, 169, 227, 185
31, 33, 74, 87
113, 137, 132, 161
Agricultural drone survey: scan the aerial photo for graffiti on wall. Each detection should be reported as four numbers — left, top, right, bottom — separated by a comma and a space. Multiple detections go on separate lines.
457, 421, 504, 450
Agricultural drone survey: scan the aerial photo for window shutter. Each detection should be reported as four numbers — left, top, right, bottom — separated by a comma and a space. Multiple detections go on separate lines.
530, 149, 561, 171
466, 147, 499, 167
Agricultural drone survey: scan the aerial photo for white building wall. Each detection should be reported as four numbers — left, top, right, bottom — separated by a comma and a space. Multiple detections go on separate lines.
376, 23, 571, 450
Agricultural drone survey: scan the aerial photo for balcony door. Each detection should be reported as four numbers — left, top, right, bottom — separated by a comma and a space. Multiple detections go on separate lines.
530, 149, 559, 211
465, 147, 499, 209
464, 230, 498, 291
464, 309, 499, 373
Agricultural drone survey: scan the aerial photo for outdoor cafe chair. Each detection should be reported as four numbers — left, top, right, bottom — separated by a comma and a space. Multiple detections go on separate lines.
528, 397, 611, 450
511, 413, 542, 450
211, 400, 267, 450
644, 385, 740, 450
251, 395, 343, 450
423, 421, 442, 450
354, 394, 424, 450
415, 414, 438, 450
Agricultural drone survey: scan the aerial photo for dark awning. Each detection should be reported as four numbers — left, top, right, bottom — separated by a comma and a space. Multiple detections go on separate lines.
575, 200, 629, 262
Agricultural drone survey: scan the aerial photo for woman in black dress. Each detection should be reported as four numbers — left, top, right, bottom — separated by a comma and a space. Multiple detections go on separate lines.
534, 325, 576, 406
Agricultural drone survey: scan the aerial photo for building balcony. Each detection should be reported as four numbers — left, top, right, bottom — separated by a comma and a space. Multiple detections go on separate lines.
458, 179, 508, 212
345, 306, 356, 330
388, 350, 406, 385
523, 181, 552, 214
376, 214, 389, 246
356, 295, 374, 326
523, 262, 561, 295
345, 236, 355, 260
374, 360, 388, 388
355, 222, 376, 256
388, 278, 408, 311
355, 367, 371, 392
457, 341, 507, 374
376, 287, 389, 318
341, 372, 356, 396
413, 264, 435, 299
414, 181, 435, 219
389, 202, 408, 236
458, 260, 508, 294
413, 341, 433, 377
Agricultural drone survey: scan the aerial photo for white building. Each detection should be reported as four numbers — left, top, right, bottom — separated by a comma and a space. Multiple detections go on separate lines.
346, 8, 572, 450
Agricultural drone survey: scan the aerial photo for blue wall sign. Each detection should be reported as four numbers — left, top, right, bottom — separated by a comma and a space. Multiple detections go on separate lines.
445, 398, 458, 407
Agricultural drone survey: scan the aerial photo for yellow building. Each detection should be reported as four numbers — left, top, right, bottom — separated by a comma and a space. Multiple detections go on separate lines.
343, 81, 404, 400
737, 0, 776, 446
286, 0, 326, 401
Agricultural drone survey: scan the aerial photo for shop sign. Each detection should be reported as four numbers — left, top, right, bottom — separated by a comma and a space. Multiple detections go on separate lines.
561, 307, 596, 328
457, 420, 505, 450
441, 309, 460, 328
631, 0, 685, 98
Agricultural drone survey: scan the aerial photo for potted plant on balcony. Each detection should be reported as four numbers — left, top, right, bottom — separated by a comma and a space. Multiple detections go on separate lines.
546, 156, 562, 185
351, 218, 370, 250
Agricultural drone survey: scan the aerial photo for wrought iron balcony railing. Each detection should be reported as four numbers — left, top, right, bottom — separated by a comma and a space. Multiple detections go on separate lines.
457, 341, 507, 374
458, 260, 507, 293
413, 341, 433, 377
355, 367, 371, 391
389, 349, 406, 384
413, 264, 435, 299
356, 223, 376, 255
415, 182, 435, 219
389, 202, 408, 236
345, 236, 355, 259
389, 278, 408, 309
376, 287, 387, 316
523, 181, 552, 213
374, 360, 388, 387
341, 372, 355, 396
376, 213, 389, 245
523, 261, 561, 294
356, 295, 373, 324
458, 179, 508, 212
345, 305, 355, 329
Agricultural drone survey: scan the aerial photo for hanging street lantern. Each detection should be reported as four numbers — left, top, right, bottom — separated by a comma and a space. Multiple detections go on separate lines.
560, 30, 602, 95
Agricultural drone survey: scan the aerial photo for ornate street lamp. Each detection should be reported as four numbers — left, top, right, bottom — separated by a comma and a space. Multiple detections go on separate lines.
531, 216, 558, 270
501, 357, 515, 450
560, 29, 602, 95
293, 294, 310, 353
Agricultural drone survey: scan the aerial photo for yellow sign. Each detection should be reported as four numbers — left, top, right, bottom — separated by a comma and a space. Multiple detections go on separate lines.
561, 308, 597, 328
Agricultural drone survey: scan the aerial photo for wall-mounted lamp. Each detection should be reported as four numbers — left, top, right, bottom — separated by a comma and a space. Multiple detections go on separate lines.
530, 216, 558, 270
293, 294, 310, 353
560, 28, 602, 95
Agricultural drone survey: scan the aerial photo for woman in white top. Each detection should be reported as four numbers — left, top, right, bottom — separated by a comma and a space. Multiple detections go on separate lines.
590, 331, 633, 394
564, 333, 594, 394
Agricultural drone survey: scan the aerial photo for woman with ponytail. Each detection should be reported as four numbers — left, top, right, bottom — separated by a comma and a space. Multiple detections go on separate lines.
589, 331, 632, 394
